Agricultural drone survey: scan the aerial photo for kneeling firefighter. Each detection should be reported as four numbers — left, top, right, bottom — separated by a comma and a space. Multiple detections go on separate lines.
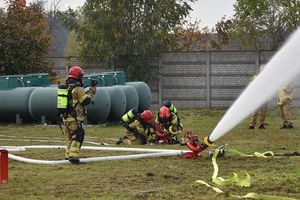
57, 66, 96, 164
117, 109, 155, 145
155, 106, 182, 144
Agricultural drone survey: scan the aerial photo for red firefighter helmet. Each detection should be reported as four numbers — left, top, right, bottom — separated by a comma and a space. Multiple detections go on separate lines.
68, 66, 85, 79
159, 106, 170, 119
140, 110, 153, 123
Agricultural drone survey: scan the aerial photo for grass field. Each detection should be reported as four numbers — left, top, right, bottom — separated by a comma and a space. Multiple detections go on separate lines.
0, 108, 299, 200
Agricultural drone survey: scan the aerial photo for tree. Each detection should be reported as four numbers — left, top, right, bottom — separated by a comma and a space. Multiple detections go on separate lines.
64, 30, 78, 57
0, 0, 51, 75
210, 18, 233, 50
230, 0, 300, 50
60, 0, 195, 81
174, 20, 211, 51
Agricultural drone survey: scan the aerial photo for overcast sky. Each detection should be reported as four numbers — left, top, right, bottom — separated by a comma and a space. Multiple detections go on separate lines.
0, 0, 236, 28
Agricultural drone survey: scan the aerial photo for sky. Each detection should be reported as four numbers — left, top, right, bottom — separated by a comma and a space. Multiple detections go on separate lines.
0, 0, 236, 28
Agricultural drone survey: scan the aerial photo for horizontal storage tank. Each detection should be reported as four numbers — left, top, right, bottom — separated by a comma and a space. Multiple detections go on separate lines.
100, 74, 118, 86
0, 88, 36, 122
106, 86, 126, 120
126, 82, 151, 111
28, 87, 58, 123
86, 87, 111, 123
104, 71, 126, 85
118, 85, 139, 112
0, 75, 25, 90
83, 74, 105, 88
27, 73, 50, 87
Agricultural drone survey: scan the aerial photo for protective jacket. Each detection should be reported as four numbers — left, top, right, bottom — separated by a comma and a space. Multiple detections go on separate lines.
277, 85, 293, 105
155, 112, 179, 134
121, 119, 155, 144
63, 78, 95, 122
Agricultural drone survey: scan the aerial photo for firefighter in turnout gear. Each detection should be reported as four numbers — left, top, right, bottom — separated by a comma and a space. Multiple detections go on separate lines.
117, 110, 155, 145
155, 105, 182, 144
278, 84, 294, 129
58, 66, 96, 164
249, 65, 268, 129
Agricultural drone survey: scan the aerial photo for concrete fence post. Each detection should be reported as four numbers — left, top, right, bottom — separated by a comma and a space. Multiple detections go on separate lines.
158, 54, 163, 107
205, 51, 211, 108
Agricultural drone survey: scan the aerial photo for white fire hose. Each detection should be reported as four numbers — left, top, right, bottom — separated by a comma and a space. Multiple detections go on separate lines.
1, 145, 190, 165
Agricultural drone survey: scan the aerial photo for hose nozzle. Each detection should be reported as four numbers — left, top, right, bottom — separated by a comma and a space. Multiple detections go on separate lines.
203, 136, 214, 148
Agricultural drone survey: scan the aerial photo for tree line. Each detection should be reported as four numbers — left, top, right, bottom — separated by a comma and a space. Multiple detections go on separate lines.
0, 0, 299, 80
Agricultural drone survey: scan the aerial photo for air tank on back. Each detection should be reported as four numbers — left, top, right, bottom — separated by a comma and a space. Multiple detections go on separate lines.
86, 87, 111, 123
126, 82, 151, 111
0, 87, 36, 122
106, 86, 126, 120
118, 85, 139, 112
28, 87, 58, 123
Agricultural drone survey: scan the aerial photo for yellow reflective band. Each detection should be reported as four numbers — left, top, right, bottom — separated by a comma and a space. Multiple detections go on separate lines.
169, 126, 177, 134
169, 104, 177, 113
121, 109, 136, 122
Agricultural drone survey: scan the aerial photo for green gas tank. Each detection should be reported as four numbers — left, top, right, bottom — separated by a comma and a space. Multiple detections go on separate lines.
86, 87, 111, 123
104, 71, 126, 85
82, 74, 105, 88
0, 75, 25, 90
99, 74, 118, 86
126, 82, 151, 111
106, 86, 126, 120
118, 85, 139, 112
0, 87, 36, 122
27, 73, 50, 87
28, 87, 58, 123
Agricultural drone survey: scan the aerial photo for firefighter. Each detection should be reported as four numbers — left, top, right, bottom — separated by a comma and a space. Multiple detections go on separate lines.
155, 106, 182, 144
278, 84, 294, 129
62, 66, 96, 164
249, 65, 268, 129
117, 110, 155, 145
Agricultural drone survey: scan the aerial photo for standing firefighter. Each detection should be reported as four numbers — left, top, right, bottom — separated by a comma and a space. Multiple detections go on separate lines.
57, 66, 96, 164
277, 84, 294, 129
249, 65, 268, 129
117, 109, 155, 144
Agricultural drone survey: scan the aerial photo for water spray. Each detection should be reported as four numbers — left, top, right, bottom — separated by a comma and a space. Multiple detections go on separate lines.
208, 28, 300, 142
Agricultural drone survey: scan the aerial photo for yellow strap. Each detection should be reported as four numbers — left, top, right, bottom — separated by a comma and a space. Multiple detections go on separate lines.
211, 149, 251, 187
235, 193, 297, 200
195, 148, 297, 200
227, 148, 275, 158
195, 180, 224, 194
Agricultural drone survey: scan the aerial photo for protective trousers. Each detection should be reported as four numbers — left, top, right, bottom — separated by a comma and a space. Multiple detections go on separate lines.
122, 132, 147, 145
250, 104, 268, 127
64, 120, 84, 160
279, 99, 293, 126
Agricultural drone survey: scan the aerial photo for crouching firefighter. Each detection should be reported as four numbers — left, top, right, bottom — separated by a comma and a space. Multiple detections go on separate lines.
117, 110, 155, 145
57, 66, 96, 164
155, 106, 182, 144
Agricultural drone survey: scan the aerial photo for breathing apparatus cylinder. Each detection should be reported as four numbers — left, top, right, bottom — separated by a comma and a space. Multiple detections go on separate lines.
121, 107, 140, 124
164, 101, 177, 114
57, 84, 69, 116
